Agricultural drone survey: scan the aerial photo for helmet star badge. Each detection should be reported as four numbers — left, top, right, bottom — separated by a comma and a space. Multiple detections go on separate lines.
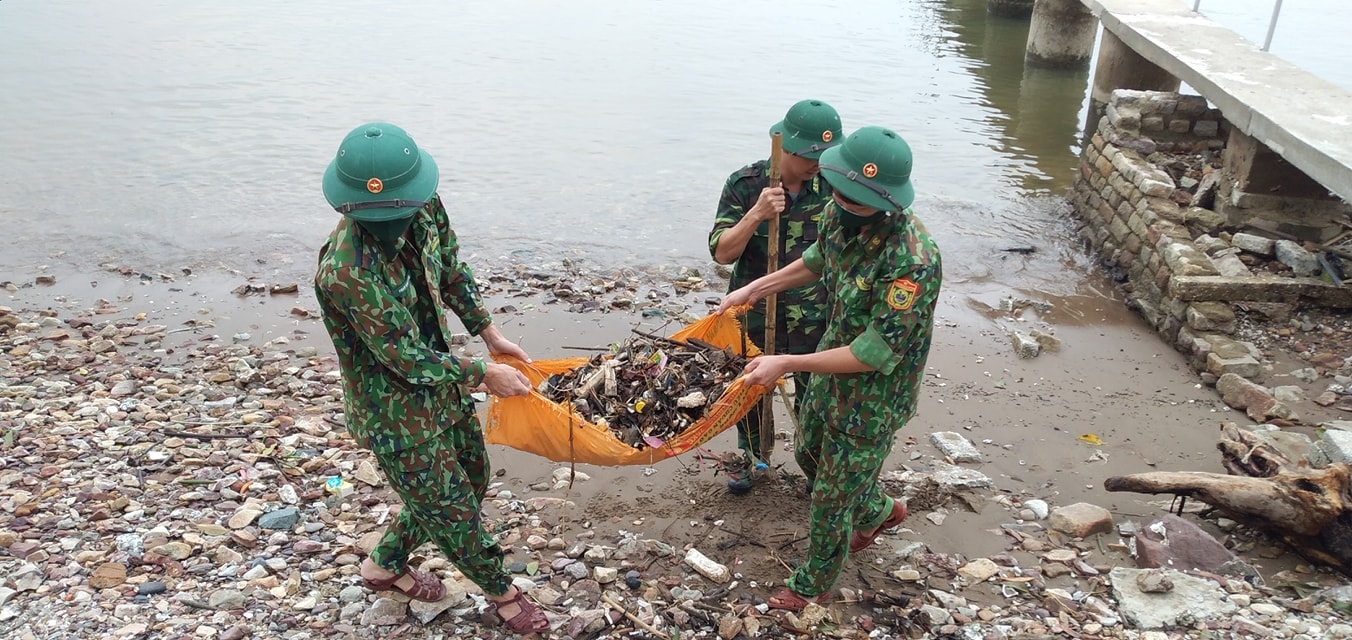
862, 163, 879, 179
822, 130, 833, 143
366, 178, 384, 194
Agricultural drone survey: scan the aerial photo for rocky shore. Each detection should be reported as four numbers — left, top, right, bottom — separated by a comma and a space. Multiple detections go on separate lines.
3, 262, 1352, 639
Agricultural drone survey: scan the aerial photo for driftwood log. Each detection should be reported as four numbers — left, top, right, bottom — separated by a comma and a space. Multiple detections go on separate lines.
1104, 423, 1352, 575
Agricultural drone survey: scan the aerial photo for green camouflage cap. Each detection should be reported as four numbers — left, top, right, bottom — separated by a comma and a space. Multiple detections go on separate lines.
769, 100, 842, 160
818, 126, 915, 212
322, 122, 439, 221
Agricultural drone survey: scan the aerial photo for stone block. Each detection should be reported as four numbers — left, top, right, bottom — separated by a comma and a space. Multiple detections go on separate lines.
1127, 210, 1148, 239
1095, 155, 1113, 177
1147, 197, 1184, 224
1108, 218, 1131, 242
1176, 95, 1209, 117
1231, 232, 1275, 256
1315, 429, 1352, 466
1167, 118, 1192, 134
1211, 252, 1252, 278
1142, 94, 1178, 115
1169, 275, 1352, 307
1141, 116, 1164, 132
1186, 302, 1236, 333
1208, 352, 1262, 380
1107, 103, 1140, 131
1110, 568, 1238, 630
1011, 332, 1040, 359
1161, 241, 1219, 277
1183, 207, 1226, 235
1124, 234, 1143, 254
1116, 200, 1135, 220
1049, 503, 1114, 538
1194, 119, 1220, 137
1140, 178, 1175, 198
930, 431, 982, 463
1274, 239, 1320, 276
1192, 234, 1229, 256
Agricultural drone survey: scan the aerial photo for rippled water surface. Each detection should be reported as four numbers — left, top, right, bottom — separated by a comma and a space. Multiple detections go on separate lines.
0, 0, 1345, 301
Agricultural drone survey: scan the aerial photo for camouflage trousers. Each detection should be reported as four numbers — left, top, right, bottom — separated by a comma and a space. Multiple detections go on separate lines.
733, 373, 810, 458
787, 408, 899, 597
368, 420, 510, 596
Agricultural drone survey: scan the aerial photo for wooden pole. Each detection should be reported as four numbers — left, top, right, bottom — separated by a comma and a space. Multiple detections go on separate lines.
759, 133, 783, 464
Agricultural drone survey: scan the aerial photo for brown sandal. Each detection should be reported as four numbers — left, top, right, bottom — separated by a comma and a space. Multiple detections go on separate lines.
767, 587, 828, 612
850, 498, 908, 553
484, 586, 550, 634
362, 566, 445, 602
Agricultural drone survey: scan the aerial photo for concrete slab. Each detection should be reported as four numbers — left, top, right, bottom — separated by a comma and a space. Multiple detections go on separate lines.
1083, 0, 1352, 202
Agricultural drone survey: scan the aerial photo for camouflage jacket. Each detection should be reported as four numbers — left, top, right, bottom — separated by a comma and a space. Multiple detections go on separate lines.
800, 203, 942, 437
314, 195, 490, 455
708, 160, 830, 355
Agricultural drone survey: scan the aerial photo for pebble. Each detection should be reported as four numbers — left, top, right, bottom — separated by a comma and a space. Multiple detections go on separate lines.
258, 508, 299, 530
0, 299, 1344, 640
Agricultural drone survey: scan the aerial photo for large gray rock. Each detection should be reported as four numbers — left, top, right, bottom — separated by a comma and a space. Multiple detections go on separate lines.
1110, 567, 1237, 629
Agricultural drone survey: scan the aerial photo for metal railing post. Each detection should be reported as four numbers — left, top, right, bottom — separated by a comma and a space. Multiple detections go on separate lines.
1262, 0, 1284, 51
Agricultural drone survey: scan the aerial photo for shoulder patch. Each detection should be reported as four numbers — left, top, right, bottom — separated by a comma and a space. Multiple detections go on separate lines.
731, 161, 768, 183
885, 278, 920, 311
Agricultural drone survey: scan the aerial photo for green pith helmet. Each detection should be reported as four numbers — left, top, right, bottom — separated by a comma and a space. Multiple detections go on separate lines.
769, 99, 843, 160
322, 122, 439, 222
818, 126, 915, 212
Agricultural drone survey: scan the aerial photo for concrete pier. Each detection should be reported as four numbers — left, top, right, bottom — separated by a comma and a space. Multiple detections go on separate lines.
1090, 29, 1179, 108
1083, 0, 1352, 204
1026, 0, 1097, 69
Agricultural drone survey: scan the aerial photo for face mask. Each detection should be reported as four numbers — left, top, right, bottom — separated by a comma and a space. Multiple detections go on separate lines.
838, 208, 885, 229
356, 216, 415, 254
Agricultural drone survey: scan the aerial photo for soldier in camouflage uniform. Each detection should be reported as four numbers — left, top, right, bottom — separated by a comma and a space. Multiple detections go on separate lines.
314, 123, 549, 633
719, 126, 941, 610
709, 99, 842, 494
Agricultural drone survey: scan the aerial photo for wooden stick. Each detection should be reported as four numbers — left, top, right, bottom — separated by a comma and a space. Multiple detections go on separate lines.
601, 595, 669, 640
760, 132, 784, 464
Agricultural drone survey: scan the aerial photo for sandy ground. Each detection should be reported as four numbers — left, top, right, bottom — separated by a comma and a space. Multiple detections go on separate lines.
6, 253, 1350, 629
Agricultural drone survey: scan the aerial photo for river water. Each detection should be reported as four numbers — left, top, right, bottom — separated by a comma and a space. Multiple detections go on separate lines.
0, 0, 1345, 307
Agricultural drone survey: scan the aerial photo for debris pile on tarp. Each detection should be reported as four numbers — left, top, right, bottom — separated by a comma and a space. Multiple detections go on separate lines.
541, 331, 748, 450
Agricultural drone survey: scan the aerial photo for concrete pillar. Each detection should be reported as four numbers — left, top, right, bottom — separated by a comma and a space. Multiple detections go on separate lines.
1090, 29, 1180, 106
1224, 128, 1332, 200
1086, 28, 1181, 135
988, 0, 1035, 19
1219, 128, 1351, 242
1026, 0, 1097, 69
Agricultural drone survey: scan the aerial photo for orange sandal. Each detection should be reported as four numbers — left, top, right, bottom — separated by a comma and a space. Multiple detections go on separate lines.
850, 498, 907, 553
767, 587, 829, 612
484, 586, 550, 634
362, 566, 445, 602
